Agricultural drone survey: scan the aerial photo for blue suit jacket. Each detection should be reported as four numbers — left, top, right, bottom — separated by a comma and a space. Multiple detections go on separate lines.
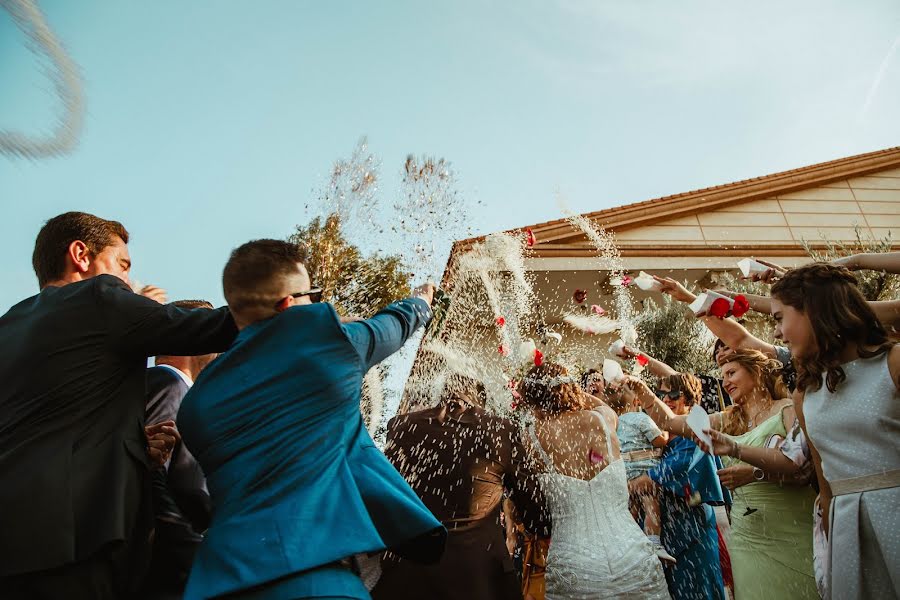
178, 298, 446, 599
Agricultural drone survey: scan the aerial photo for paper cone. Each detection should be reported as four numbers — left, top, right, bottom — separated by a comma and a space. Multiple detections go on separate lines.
603, 358, 625, 385
633, 271, 662, 291
737, 258, 770, 277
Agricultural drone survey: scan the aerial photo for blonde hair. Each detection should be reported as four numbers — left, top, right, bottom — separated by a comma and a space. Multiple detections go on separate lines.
722, 348, 787, 400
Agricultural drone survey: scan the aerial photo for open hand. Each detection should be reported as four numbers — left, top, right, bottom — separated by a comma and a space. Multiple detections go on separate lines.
139, 285, 169, 304
699, 428, 739, 457
653, 275, 696, 304
412, 282, 436, 306
145, 420, 180, 468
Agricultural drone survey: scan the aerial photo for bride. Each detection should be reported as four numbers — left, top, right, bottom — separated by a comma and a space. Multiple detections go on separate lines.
517, 362, 670, 599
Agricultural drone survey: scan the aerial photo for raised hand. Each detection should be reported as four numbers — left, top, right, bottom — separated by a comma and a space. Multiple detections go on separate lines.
652, 275, 696, 304
138, 284, 168, 304
745, 259, 786, 284
412, 282, 436, 306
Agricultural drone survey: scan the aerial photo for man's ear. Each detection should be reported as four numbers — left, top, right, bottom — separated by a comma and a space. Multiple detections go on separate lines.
68, 240, 91, 274
274, 295, 293, 313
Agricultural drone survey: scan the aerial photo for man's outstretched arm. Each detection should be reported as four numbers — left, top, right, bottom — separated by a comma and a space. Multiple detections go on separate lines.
342, 283, 435, 371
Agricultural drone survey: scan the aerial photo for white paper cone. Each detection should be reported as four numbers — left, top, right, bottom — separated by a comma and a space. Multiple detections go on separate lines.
608, 339, 626, 357
686, 405, 713, 453
518, 339, 537, 364
603, 358, 625, 385
633, 271, 662, 291
737, 258, 770, 277
688, 291, 735, 316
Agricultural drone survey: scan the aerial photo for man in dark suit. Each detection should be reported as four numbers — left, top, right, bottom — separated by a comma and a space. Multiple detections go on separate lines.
373, 372, 550, 600
141, 299, 219, 600
0, 212, 238, 599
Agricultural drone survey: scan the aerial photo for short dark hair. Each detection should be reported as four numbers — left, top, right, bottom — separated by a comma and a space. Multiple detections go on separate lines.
660, 373, 704, 406
223, 239, 307, 314
713, 338, 727, 362
173, 299, 213, 310
32, 211, 129, 286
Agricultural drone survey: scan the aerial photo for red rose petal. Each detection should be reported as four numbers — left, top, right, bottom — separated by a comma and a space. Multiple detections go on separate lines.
589, 449, 604, 464
495, 316, 506, 327
732, 295, 750, 318
533, 349, 544, 366
573, 289, 587, 304
498, 344, 510, 356
591, 304, 606, 316
525, 228, 536, 247
709, 297, 730, 318
636, 354, 649, 367
621, 275, 633, 287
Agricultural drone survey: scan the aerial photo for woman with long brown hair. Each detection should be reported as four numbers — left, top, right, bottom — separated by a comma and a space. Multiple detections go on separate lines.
770, 263, 899, 599
517, 362, 670, 599
629, 349, 817, 599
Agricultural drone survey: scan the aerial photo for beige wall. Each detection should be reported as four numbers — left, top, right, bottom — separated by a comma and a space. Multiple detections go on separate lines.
614, 166, 900, 248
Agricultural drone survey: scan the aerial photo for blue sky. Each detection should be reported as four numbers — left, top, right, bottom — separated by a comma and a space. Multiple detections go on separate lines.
2, 1, 899, 313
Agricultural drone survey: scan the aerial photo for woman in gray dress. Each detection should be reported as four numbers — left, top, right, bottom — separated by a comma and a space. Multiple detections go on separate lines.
771, 263, 899, 599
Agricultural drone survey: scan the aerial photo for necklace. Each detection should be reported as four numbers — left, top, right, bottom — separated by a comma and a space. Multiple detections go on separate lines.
745, 400, 774, 428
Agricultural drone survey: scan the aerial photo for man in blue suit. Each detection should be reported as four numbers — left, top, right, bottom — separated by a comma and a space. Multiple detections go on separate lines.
178, 239, 446, 600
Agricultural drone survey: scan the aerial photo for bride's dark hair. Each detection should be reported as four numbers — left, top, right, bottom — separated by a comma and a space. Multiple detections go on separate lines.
517, 362, 589, 414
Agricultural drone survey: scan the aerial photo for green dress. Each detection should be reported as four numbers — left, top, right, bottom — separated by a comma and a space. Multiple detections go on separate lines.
723, 406, 818, 600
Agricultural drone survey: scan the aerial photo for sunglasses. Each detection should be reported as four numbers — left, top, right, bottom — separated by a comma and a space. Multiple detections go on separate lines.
277, 287, 323, 307
655, 390, 683, 400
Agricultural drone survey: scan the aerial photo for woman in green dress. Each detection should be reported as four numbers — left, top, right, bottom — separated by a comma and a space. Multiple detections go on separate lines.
634, 349, 818, 599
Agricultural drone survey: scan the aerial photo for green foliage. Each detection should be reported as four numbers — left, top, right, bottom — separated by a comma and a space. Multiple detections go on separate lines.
289, 213, 411, 318
802, 228, 899, 302
635, 295, 718, 377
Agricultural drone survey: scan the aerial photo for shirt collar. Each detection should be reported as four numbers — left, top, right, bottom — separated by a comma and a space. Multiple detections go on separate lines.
157, 364, 193, 387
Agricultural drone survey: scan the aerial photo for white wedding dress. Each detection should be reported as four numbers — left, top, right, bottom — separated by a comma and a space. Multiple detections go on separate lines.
528, 414, 671, 599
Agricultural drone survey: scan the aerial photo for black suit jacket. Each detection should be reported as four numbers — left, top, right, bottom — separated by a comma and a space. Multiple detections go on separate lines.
374, 403, 549, 600
0, 275, 236, 578
143, 366, 210, 595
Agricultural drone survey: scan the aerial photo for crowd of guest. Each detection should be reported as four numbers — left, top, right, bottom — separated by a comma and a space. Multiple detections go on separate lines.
0, 210, 897, 600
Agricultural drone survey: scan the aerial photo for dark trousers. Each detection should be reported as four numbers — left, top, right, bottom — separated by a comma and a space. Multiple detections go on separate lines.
1, 543, 126, 600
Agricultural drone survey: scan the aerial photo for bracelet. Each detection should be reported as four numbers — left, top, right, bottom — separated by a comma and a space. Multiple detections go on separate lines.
732, 441, 742, 460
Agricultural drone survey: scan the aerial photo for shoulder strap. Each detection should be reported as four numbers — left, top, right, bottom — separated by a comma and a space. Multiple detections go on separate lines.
527, 423, 556, 473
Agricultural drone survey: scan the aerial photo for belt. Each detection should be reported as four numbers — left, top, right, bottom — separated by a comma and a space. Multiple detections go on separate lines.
830, 468, 900, 496
622, 449, 662, 462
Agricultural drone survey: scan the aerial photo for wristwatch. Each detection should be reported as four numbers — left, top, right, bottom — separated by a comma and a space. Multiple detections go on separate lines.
752, 467, 765, 481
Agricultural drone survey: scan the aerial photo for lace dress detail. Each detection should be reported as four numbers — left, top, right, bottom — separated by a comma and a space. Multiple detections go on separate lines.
528, 413, 670, 599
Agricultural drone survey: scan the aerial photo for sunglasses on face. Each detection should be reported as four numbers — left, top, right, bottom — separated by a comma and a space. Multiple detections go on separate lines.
277, 287, 323, 307
655, 390, 683, 400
